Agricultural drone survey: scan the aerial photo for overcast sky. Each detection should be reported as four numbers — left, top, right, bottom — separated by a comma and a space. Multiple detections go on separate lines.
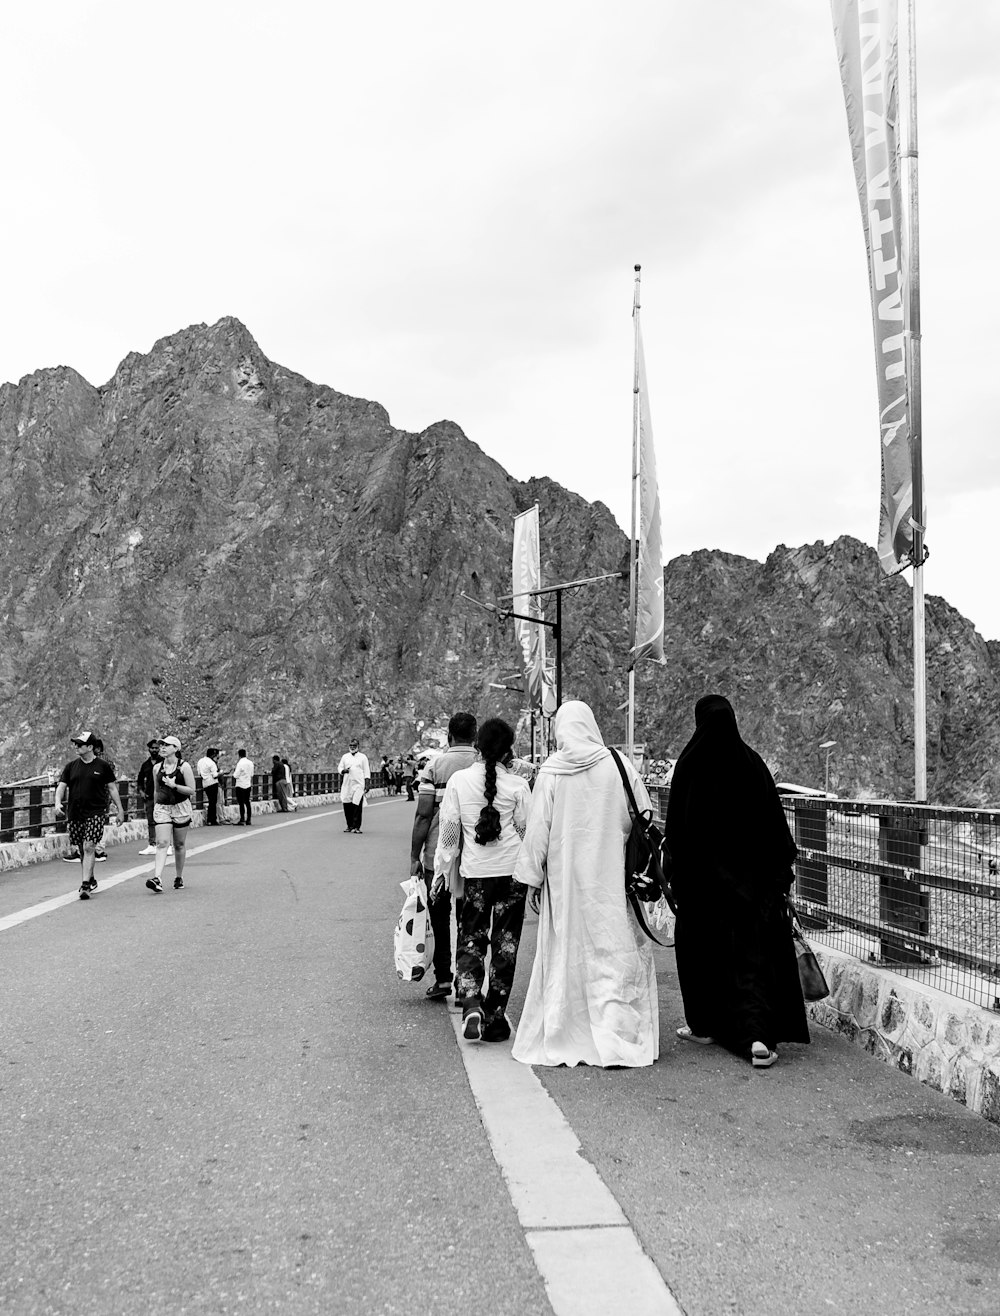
5, 2, 999, 637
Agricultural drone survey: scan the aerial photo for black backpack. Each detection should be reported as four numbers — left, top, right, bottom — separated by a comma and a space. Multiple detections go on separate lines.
608, 748, 675, 943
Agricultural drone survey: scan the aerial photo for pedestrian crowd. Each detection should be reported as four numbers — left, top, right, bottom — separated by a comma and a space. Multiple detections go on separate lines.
405, 695, 809, 1071
56, 734, 297, 899
52, 697, 810, 1072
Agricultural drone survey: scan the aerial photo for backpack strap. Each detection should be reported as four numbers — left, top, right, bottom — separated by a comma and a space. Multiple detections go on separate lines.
608, 746, 642, 819
609, 748, 669, 947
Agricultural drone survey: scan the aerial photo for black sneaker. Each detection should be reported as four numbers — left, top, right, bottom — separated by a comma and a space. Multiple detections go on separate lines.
462, 1008, 483, 1042
173, 876, 184, 890
63, 851, 81, 863
83, 877, 98, 893
425, 980, 452, 1001
78, 884, 90, 900
145, 876, 164, 894
94, 851, 107, 862
482, 1013, 512, 1043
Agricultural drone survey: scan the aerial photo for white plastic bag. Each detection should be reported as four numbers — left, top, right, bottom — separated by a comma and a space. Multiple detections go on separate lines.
393, 876, 435, 982
644, 895, 676, 945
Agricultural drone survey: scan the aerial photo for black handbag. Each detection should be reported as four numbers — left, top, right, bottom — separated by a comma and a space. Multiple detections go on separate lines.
608, 748, 673, 943
789, 903, 830, 1002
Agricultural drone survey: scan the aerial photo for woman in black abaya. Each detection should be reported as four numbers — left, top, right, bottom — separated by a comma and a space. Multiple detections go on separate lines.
664, 694, 809, 1068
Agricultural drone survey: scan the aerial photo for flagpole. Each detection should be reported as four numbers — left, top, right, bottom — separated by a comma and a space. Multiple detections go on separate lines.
902, 0, 926, 802
627, 265, 641, 759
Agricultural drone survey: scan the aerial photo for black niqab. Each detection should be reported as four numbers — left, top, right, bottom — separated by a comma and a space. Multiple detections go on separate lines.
666, 694, 797, 904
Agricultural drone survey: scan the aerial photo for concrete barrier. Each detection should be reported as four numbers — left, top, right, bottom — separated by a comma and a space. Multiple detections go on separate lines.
810, 944, 1000, 1126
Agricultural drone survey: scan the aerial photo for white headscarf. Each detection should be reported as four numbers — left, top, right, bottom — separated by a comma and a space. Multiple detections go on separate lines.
538, 700, 611, 776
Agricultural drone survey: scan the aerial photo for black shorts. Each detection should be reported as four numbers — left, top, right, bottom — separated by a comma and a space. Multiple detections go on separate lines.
68, 815, 107, 849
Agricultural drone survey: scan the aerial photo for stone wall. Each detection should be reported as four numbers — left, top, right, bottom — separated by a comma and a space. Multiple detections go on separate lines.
810, 944, 1000, 1126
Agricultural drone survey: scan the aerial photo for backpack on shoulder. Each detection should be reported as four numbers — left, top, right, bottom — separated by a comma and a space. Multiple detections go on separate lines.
608, 747, 676, 943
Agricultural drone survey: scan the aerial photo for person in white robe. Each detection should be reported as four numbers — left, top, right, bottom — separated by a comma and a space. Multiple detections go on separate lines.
512, 701, 659, 1068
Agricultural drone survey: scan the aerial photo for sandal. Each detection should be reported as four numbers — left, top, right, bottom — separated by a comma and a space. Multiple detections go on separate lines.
751, 1041, 778, 1068
676, 1025, 715, 1045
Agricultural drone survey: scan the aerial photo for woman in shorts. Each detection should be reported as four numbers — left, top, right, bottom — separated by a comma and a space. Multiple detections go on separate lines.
146, 735, 196, 894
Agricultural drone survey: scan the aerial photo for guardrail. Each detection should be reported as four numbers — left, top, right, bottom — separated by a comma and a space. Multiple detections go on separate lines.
647, 786, 1000, 1013
0, 771, 379, 843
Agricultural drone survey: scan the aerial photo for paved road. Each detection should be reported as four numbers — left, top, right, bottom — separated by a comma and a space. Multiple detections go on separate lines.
2, 800, 1000, 1315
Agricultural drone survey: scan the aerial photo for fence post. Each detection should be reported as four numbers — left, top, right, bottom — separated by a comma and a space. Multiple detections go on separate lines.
792, 798, 830, 916
878, 810, 931, 964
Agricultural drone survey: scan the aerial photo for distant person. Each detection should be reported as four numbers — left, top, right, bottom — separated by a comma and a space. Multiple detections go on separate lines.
198, 746, 222, 825
380, 754, 391, 788
145, 736, 195, 894
409, 712, 478, 1002
136, 738, 162, 855
664, 694, 810, 1070
232, 748, 254, 825
512, 701, 659, 1068
282, 757, 296, 810
338, 738, 371, 833
90, 736, 117, 862
433, 718, 531, 1043
53, 731, 124, 901
404, 751, 418, 801
394, 756, 405, 795
272, 755, 292, 812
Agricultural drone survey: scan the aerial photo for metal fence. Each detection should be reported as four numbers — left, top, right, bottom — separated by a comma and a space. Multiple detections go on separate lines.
0, 772, 347, 845
648, 786, 1000, 1013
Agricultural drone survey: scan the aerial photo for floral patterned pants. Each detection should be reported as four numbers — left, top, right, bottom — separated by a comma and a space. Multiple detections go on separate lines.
455, 875, 527, 1020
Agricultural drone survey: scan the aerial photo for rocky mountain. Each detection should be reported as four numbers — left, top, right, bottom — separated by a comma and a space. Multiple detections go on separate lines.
2, 317, 997, 805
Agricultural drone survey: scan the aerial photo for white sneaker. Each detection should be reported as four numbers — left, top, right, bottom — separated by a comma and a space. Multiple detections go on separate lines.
167, 847, 175, 858
138, 844, 156, 856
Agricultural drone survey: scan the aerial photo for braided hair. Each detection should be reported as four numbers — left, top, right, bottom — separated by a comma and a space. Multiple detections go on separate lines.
473, 717, 515, 845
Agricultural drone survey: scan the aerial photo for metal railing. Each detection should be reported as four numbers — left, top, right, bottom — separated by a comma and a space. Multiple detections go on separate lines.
0, 772, 347, 845
647, 786, 1000, 1012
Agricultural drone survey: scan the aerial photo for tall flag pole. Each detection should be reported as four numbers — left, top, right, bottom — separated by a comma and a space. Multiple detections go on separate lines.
831, 0, 927, 799
626, 265, 666, 761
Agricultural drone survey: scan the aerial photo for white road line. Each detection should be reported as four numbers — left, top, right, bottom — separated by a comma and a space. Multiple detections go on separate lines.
0, 801, 395, 935
447, 1006, 684, 1316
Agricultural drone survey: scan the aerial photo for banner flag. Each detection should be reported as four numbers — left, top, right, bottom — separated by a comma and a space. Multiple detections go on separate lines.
541, 662, 558, 717
632, 323, 665, 663
831, 0, 915, 572
512, 506, 547, 709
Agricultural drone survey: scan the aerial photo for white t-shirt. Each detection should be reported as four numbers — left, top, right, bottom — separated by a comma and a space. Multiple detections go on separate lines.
233, 757, 254, 789
197, 755, 219, 786
338, 751, 371, 804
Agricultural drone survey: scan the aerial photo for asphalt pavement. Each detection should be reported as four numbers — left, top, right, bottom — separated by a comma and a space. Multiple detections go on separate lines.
2, 800, 999, 1315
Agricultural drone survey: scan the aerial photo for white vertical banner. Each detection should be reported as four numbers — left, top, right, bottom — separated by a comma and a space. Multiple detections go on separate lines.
831, 0, 917, 572
632, 322, 665, 664
512, 506, 548, 709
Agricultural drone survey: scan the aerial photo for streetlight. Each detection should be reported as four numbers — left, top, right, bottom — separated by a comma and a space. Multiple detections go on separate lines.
819, 740, 837, 794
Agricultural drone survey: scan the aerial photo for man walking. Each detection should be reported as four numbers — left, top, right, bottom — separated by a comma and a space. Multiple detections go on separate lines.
409, 712, 478, 1001
197, 746, 222, 824
338, 737, 371, 833
232, 748, 254, 825
136, 738, 162, 856
54, 731, 125, 900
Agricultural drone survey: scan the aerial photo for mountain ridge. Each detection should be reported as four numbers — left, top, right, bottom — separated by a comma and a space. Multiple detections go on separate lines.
2, 317, 997, 805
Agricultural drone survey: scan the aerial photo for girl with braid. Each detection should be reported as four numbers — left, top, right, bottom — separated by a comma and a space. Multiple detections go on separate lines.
432, 718, 532, 1042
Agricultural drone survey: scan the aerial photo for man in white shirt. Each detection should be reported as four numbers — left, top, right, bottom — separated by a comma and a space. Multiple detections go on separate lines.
338, 738, 371, 833
197, 746, 222, 825
232, 748, 255, 826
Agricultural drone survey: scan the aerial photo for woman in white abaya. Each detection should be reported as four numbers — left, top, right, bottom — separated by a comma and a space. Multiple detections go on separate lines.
511, 701, 659, 1068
